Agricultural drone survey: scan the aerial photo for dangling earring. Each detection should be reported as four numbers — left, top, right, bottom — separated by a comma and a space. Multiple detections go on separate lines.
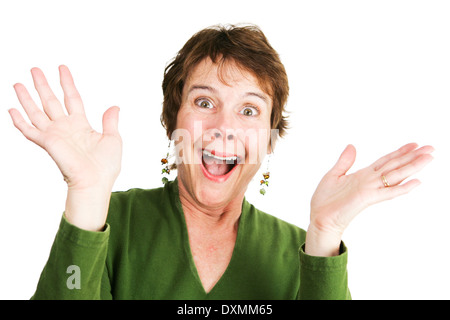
161, 140, 172, 185
259, 154, 271, 195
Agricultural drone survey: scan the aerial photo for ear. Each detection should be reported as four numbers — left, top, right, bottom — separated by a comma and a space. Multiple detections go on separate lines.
267, 140, 276, 155
267, 130, 278, 154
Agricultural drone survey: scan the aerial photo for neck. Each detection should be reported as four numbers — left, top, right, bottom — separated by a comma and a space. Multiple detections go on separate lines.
177, 178, 244, 233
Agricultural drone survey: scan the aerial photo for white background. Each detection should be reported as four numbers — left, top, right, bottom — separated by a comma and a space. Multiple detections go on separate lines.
1, 0, 449, 300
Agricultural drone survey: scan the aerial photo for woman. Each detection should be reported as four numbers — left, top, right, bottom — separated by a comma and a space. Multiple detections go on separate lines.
8, 24, 433, 299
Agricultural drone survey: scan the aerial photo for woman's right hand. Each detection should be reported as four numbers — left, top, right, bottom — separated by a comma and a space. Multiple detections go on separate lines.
8, 65, 122, 231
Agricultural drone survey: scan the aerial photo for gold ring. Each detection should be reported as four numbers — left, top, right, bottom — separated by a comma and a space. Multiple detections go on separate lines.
381, 175, 390, 188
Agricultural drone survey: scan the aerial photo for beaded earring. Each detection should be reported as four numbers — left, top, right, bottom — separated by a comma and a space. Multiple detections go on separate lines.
259, 154, 271, 195
161, 140, 172, 185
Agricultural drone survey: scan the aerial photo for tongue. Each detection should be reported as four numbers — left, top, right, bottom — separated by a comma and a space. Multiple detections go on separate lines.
204, 162, 232, 176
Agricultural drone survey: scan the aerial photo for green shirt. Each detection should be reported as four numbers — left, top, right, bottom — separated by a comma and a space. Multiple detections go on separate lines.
31, 179, 350, 300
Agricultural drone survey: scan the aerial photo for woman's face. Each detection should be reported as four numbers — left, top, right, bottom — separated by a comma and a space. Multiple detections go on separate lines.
174, 58, 273, 209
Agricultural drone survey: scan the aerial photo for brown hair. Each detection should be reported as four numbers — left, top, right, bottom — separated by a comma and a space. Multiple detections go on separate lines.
161, 24, 289, 140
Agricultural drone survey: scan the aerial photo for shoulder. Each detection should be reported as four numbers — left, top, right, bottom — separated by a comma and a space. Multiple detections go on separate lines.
109, 185, 166, 208
109, 179, 178, 212
106, 181, 179, 232
243, 200, 306, 245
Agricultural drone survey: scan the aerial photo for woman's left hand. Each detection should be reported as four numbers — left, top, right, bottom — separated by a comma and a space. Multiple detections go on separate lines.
305, 143, 434, 256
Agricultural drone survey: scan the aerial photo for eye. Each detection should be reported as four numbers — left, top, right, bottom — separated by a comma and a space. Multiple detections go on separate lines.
240, 106, 259, 117
195, 98, 213, 109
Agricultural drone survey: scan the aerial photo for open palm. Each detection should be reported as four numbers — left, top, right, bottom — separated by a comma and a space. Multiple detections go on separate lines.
8, 66, 122, 191
310, 143, 434, 236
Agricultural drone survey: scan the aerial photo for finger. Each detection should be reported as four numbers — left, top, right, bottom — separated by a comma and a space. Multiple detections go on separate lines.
377, 179, 421, 201
329, 144, 356, 177
8, 108, 44, 147
379, 145, 435, 175
59, 65, 86, 115
13, 83, 50, 129
383, 153, 433, 187
31, 67, 66, 120
372, 143, 418, 171
102, 106, 120, 136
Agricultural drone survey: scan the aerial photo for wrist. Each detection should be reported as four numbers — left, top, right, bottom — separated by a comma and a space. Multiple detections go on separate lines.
65, 171, 118, 192
65, 184, 114, 232
305, 223, 343, 257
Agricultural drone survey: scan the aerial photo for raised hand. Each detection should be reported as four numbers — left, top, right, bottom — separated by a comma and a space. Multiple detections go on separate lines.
306, 143, 434, 256
8, 66, 122, 230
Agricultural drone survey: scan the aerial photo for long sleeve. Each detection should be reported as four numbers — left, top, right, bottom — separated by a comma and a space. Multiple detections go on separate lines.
31, 215, 110, 300
298, 242, 351, 300
29, 181, 352, 299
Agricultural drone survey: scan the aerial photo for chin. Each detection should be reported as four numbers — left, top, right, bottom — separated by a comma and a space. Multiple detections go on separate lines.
196, 164, 243, 208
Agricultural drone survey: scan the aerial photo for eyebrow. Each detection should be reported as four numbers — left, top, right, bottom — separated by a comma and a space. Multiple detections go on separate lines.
188, 85, 269, 105
188, 85, 217, 94
244, 92, 269, 105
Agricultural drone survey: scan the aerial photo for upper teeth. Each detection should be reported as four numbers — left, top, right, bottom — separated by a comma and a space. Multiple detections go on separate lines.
203, 150, 237, 161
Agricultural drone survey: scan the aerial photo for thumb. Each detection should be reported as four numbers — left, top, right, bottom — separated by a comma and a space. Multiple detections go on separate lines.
102, 106, 120, 136
329, 144, 356, 177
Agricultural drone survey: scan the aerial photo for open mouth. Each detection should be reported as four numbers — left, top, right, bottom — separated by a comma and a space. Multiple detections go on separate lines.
200, 149, 241, 180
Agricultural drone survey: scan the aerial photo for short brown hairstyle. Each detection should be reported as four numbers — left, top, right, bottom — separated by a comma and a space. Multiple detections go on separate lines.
161, 24, 289, 140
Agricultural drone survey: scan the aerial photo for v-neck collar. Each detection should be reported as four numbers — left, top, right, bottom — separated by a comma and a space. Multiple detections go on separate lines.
169, 177, 248, 296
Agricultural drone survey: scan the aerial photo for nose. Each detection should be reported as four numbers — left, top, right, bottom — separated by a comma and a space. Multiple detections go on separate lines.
213, 131, 235, 140
208, 109, 238, 142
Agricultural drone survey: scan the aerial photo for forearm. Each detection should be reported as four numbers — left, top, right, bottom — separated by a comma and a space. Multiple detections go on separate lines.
305, 223, 342, 257
64, 183, 114, 232
298, 241, 351, 300
32, 215, 110, 300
